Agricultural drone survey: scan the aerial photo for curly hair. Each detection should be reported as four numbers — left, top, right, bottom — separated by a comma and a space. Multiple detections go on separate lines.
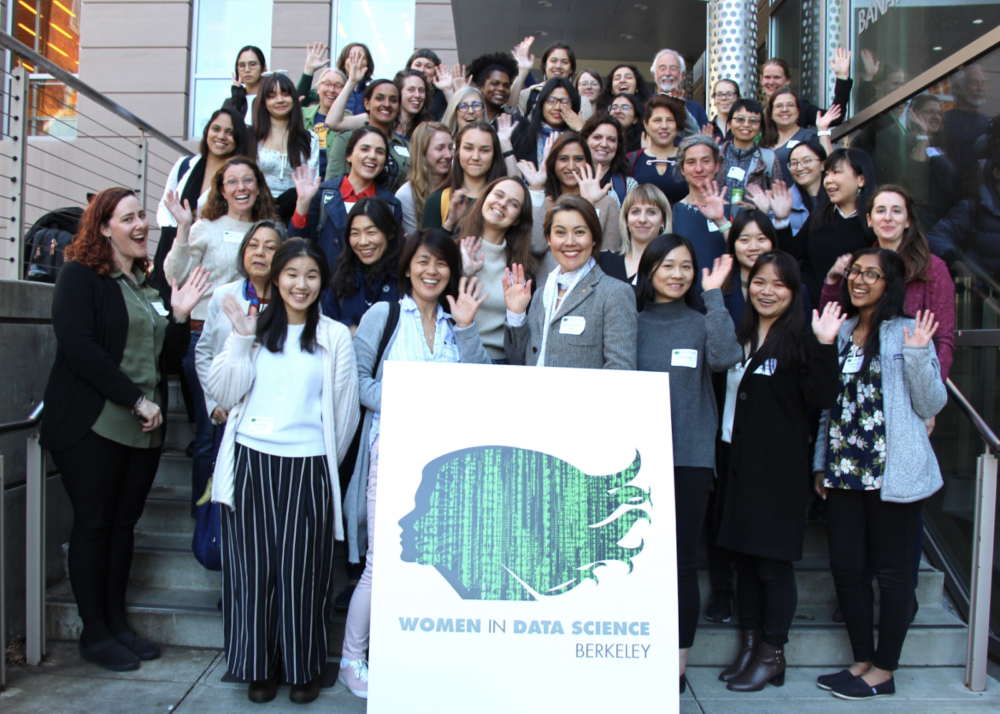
64, 187, 148, 276
466, 51, 518, 87
200, 157, 277, 222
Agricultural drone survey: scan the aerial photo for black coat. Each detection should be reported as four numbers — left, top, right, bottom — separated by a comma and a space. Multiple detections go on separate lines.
40, 261, 191, 452
717, 334, 839, 562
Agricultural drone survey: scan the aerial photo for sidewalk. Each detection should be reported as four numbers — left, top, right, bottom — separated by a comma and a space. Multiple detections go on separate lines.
2, 642, 999, 713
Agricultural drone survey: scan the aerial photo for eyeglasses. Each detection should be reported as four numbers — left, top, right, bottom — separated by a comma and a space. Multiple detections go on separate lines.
772, 102, 797, 112
224, 177, 257, 188
847, 267, 883, 284
237, 61, 260, 70
713, 91, 737, 100
458, 101, 484, 111
731, 116, 761, 127
609, 103, 633, 113
545, 96, 572, 107
261, 70, 288, 77
787, 157, 817, 170
578, 81, 600, 89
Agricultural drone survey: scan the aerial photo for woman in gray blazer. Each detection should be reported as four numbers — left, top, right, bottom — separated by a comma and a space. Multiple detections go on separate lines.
502, 194, 637, 369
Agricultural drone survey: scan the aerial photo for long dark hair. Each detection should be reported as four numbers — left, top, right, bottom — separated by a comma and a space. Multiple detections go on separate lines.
518, 78, 580, 150
398, 230, 463, 310
449, 122, 506, 192
761, 87, 801, 148
788, 139, 828, 212
610, 93, 644, 151
394, 69, 432, 138
234, 46, 266, 78
596, 64, 653, 112
256, 239, 329, 354
581, 113, 630, 177
838, 247, 909, 372
455, 176, 536, 282
867, 184, 932, 283
345, 126, 392, 187
543, 132, 593, 199
634, 234, 701, 311
723, 209, 777, 292
332, 197, 404, 299
253, 74, 312, 169
199, 107, 250, 159
735, 250, 808, 371
807, 148, 877, 233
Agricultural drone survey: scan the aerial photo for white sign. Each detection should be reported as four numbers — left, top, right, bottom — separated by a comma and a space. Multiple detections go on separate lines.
858, 0, 901, 34
368, 362, 678, 713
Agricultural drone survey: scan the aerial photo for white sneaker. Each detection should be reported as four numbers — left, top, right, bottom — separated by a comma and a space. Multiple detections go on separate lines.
338, 657, 369, 699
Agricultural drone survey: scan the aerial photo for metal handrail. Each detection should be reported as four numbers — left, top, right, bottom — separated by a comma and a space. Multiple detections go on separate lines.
0, 402, 43, 436
0, 30, 189, 156
946, 379, 1000, 456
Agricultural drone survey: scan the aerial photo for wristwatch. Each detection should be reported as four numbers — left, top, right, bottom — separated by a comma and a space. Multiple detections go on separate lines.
132, 395, 145, 416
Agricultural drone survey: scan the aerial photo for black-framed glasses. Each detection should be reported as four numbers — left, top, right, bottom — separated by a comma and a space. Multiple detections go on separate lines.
788, 157, 817, 171
731, 116, 761, 127
713, 91, 737, 100
545, 96, 571, 107
847, 267, 883, 284
458, 101, 484, 111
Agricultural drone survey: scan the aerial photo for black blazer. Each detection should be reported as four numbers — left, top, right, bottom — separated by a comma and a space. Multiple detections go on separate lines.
40, 261, 191, 452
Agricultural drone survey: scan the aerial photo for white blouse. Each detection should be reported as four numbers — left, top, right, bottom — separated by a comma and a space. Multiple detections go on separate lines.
257, 131, 320, 195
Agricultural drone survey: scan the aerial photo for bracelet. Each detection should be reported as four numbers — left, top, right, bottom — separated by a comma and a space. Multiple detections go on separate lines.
132, 395, 145, 415
502, 149, 514, 158
915, 135, 930, 141
817, 130, 832, 137
716, 221, 732, 233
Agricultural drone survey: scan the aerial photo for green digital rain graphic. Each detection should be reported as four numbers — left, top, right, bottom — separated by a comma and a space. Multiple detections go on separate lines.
398, 446, 650, 601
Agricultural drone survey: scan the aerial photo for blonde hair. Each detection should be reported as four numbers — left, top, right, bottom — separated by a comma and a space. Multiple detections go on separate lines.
407, 121, 453, 228
617, 184, 672, 256
442, 86, 486, 135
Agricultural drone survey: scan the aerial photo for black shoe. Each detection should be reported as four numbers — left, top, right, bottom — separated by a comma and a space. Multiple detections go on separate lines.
334, 583, 357, 613
185, 440, 195, 457
680, 673, 687, 694
705, 590, 733, 623
830, 674, 895, 700
114, 630, 161, 660
832, 606, 845, 623
289, 677, 322, 704
816, 668, 855, 691
248, 676, 279, 703
78, 636, 140, 672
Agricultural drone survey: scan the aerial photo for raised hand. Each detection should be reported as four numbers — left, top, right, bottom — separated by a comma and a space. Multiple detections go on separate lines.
816, 103, 842, 132
292, 165, 320, 203
860, 49, 880, 82
346, 53, 367, 85
451, 63, 468, 91
769, 179, 793, 220
825, 253, 853, 285
222, 293, 258, 337
303, 42, 329, 74
701, 254, 734, 293
460, 236, 485, 277
903, 310, 939, 347
747, 183, 771, 213
908, 109, 929, 137
165, 190, 193, 229
512, 36, 535, 72
170, 266, 212, 323
433, 64, 453, 92
812, 301, 846, 345
445, 276, 489, 329
516, 160, 547, 191
495, 113, 515, 145
443, 189, 475, 232
700, 123, 716, 137
829, 47, 851, 80
694, 179, 728, 224
502, 264, 532, 316
561, 105, 584, 132
231, 71, 242, 88
573, 163, 605, 205
541, 131, 560, 163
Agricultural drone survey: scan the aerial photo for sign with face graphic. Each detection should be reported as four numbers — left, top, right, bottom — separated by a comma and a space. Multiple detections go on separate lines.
368, 362, 677, 713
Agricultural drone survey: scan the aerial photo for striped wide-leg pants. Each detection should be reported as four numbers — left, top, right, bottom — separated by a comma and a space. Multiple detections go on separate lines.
221, 444, 335, 684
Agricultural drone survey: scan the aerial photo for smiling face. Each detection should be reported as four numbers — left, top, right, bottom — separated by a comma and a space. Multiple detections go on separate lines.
547, 209, 594, 272
237, 50, 263, 87
733, 222, 773, 273
868, 191, 909, 246
576, 72, 601, 100
347, 133, 388, 182
730, 107, 762, 147
206, 112, 236, 158
264, 84, 293, 120
407, 244, 451, 304
761, 62, 789, 98
847, 253, 887, 310
101, 194, 150, 268
823, 159, 864, 207
712, 81, 738, 117
586, 123, 619, 168
542, 87, 571, 126
456, 95, 485, 126
912, 99, 944, 134
680, 144, 718, 185
627, 201, 665, 244
221, 164, 259, 217
645, 106, 677, 149
482, 179, 525, 231
609, 96, 635, 129
545, 49, 572, 79
400, 75, 426, 116
348, 214, 389, 265
276, 255, 322, 322
788, 144, 823, 189
654, 52, 683, 93
612, 67, 638, 95
243, 227, 281, 282
481, 70, 512, 111
317, 71, 345, 109
426, 130, 455, 178
554, 141, 587, 189
749, 261, 792, 320
364, 83, 400, 129
771, 93, 799, 130
410, 57, 437, 83
651, 244, 695, 302
458, 128, 494, 180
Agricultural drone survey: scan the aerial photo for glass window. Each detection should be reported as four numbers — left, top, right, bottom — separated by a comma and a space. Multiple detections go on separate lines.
189, 0, 273, 138
771, 0, 823, 107
332, 0, 415, 80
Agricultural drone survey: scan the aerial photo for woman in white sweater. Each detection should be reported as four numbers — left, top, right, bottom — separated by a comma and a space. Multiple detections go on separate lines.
208, 238, 359, 705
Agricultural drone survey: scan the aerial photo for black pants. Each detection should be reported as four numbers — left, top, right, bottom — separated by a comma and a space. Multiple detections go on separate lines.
732, 552, 797, 647
826, 489, 922, 671
50, 430, 162, 642
705, 443, 734, 594
675, 467, 713, 649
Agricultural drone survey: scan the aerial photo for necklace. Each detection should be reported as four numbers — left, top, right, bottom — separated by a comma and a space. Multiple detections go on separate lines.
122, 275, 157, 328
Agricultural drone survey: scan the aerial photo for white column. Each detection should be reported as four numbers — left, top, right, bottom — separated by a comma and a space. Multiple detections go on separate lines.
707, 0, 758, 114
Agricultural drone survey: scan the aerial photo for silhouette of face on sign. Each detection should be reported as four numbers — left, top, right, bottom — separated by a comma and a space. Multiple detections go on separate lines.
398, 446, 649, 601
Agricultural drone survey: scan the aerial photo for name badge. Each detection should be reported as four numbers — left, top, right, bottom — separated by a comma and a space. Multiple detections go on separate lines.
559, 316, 586, 335
595, 208, 601, 217
395, 146, 410, 158
726, 166, 746, 181
926, 147, 943, 158
223, 230, 243, 243
753, 358, 777, 376
785, 139, 801, 149
343, 201, 356, 214
842, 355, 864, 374
707, 220, 720, 232
150, 301, 169, 317
671, 348, 698, 368
245, 416, 274, 436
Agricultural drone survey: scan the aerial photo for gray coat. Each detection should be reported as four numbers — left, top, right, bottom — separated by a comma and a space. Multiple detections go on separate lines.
345, 300, 492, 563
504, 264, 637, 370
812, 315, 947, 503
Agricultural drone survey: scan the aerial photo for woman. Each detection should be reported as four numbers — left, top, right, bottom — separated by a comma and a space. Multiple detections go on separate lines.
164, 157, 277, 512
253, 74, 319, 223
635, 236, 742, 693
322, 197, 404, 331
302, 68, 348, 179
608, 93, 644, 154
716, 99, 780, 200
395, 121, 454, 235
224, 45, 267, 125
442, 86, 487, 135
423, 122, 507, 231
456, 176, 535, 362
581, 113, 638, 206
720, 208, 787, 326
630, 96, 689, 205
154, 107, 249, 297
708, 79, 740, 143
812, 248, 946, 700
195, 221, 289, 432
208, 239, 359, 704
784, 147, 876, 306
599, 183, 672, 284
717, 251, 843, 691
290, 127, 403, 273
340, 230, 492, 699
761, 88, 839, 185
516, 42, 576, 117
595, 64, 654, 114
335, 42, 374, 116
510, 78, 583, 165
41, 188, 210, 671
502, 194, 637, 369
518, 131, 623, 266
759, 52, 852, 129
574, 69, 603, 104
324, 60, 430, 141
784, 139, 828, 236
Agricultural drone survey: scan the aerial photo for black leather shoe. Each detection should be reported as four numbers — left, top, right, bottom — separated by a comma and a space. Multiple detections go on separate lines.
817, 668, 855, 691
830, 674, 895, 700
248, 676, 279, 703
705, 590, 733, 623
114, 630, 161, 660
78, 636, 140, 672
289, 677, 321, 704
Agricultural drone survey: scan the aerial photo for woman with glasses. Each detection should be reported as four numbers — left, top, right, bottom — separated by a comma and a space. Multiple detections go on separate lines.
812, 248, 946, 701
608, 93, 645, 154
629, 96, 689, 205
575, 69, 603, 104
707, 79, 740, 143
595, 64, 654, 114
302, 68, 347, 179
395, 122, 454, 236
784, 139, 828, 236
442, 86, 487, 135
516, 42, 577, 118
580, 113, 638, 207
762, 88, 840, 185
716, 99, 781, 202
510, 78, 584, 164
224, 45, 267, 126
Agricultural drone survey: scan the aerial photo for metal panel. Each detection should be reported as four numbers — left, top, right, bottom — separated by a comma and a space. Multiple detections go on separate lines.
24, 430, 45, 665
965, 453, 997, 691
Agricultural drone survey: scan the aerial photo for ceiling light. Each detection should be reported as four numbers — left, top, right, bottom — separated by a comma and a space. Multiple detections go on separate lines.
536, 30, 549, 36
538, 0, 552, 6
620, 33, 634, 40
933, 46, 943, 51
972, 19, 983, 24
634, 3, 649, 9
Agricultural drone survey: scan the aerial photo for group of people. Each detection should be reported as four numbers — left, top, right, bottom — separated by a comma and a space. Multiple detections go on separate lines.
40, 32, 972, 706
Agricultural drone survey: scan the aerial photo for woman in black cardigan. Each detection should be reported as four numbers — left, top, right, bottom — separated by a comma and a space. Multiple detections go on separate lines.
41, 188, 209, 672
716, 250, 842, 691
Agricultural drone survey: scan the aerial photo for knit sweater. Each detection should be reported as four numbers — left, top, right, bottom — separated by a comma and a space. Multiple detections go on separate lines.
636, 290, 743, 470
474, 239, 510, 360
163, 215, 254, 321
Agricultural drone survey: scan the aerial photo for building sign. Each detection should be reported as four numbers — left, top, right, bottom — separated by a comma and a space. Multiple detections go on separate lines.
859, 0, 902, 34
369, 362, 678, 713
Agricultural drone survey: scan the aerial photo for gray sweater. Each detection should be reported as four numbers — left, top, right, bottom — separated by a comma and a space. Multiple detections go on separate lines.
636, 289, 742, 470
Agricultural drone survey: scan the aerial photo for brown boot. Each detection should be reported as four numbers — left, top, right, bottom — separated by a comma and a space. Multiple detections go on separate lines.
248, 675, 279, 703
726, 641, 786, 692
719, 630, 760, 682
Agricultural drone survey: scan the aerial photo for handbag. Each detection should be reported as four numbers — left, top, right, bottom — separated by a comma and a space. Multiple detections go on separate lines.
191, 425, 224, 571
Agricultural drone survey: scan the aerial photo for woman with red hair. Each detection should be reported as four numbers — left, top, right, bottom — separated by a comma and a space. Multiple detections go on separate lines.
40, 188, 210, 672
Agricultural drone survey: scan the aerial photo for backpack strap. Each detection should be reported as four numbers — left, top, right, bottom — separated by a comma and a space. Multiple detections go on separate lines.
610, 173, 627, 205
440, 188, 452, 224
372, 301, 400, 377
759, 148, 775, 182
626, 151, 640, 177
316, 188, 338, 236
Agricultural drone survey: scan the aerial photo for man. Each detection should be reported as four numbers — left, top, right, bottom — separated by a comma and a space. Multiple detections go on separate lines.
942, 65, 990, 185
651, 49, 709, 138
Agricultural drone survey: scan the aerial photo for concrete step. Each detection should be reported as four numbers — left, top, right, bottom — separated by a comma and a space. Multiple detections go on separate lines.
164, 412, 192, 452
130, 534, 222, 590
155, 451, 193, 490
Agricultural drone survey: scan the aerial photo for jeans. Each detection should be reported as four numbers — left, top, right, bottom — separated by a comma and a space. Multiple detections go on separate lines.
675, 467, 713, 649
732, 552, 797, 647
181, 330, 214, 516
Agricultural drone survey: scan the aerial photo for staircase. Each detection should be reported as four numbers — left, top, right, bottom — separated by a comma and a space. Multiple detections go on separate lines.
45, 383, 968, 666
